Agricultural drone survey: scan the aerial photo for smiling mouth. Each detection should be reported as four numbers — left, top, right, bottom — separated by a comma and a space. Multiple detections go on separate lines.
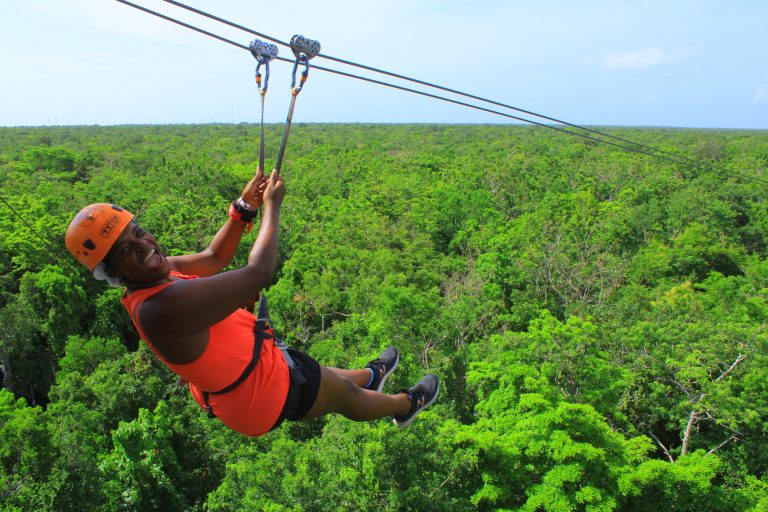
144, 248, 157, 264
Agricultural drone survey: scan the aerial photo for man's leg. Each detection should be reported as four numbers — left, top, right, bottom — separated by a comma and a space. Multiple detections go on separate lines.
326, 368, 371, 387
301, 366, 410, 421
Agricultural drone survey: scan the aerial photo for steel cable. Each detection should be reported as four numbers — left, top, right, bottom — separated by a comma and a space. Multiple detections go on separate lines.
116, 0, 768, 185
0, 195, 106, 297
159, 0, 765, 185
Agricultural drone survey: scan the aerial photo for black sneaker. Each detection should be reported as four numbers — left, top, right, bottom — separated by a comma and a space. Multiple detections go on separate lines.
365, 346, 399, 392
392, 374, 439, 428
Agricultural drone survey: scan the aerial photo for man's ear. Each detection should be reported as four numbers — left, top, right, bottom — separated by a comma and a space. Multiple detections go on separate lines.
102, 257, 116, 278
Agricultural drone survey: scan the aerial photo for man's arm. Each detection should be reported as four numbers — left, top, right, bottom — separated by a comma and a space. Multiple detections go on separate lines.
168, 218, 248, 277
168, 171, 267, 277
141, 171, 284, 340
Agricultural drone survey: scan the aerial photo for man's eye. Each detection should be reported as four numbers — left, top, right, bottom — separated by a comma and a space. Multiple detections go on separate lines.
121, 246, 130, 255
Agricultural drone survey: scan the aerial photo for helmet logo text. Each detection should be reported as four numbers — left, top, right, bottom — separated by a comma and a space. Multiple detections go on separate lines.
99, 214, 121, 238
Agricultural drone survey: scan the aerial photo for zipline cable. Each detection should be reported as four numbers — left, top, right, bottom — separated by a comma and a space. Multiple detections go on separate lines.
159, 0, 760, 184
162, 0, 288, 47
0, 195, 58, 264
116, 0, 252, 53
0, 195, 107, 297
114, 2, 662, 163
116, 0, 768, 186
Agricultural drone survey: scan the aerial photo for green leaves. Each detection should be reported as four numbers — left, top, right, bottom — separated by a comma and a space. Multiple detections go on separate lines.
0, 390, 54, 510
461, 361, 634, 510
19, 265, 86, 358
1, 124, 768, 510
100, 401, 187, 511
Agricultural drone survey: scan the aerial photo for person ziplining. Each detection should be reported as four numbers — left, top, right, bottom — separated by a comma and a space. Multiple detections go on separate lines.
63, 35, 439, 437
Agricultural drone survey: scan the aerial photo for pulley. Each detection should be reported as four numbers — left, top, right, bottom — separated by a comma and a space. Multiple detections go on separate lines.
289, 35, 321, 60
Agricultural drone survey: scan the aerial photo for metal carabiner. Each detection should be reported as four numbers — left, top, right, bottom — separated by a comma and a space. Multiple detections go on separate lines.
249, 39, 278, 93
255, 60, 270, 93
290, 56, 311, 95
288, 35, 320, 96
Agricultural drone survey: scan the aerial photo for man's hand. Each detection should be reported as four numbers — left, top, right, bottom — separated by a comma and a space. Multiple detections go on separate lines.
239, 168, 268, 209
263, 170, 285, 208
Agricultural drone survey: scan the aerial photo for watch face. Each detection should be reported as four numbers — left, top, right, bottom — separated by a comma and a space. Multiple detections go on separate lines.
237, 198, 256, 211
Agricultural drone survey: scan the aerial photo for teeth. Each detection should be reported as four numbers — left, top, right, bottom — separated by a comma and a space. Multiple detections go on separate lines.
144, 248, 156, 264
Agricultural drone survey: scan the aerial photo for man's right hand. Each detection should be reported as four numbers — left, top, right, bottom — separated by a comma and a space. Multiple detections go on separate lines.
240, 168, 268, 209
262, 170, 285, 207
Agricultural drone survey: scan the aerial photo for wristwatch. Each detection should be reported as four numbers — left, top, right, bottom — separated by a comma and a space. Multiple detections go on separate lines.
229, 198, 258, 223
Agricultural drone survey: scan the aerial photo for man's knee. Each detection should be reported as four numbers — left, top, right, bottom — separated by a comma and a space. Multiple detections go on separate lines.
305, 369, 357, 419
338, 375, 361, 401
336, 377, 366, 417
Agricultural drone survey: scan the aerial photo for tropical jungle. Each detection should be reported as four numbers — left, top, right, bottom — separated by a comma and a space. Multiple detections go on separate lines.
1, 123, 767, 511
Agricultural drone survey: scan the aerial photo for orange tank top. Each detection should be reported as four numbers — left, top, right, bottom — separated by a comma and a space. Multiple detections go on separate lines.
121, 271, 289, 436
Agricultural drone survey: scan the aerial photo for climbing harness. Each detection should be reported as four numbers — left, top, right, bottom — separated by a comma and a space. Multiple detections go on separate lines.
202, 294, 306, 425
248, 38, 279, 173
274, 34, 321, 175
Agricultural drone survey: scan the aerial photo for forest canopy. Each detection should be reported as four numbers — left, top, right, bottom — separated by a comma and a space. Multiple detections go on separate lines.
1, 123, 767, 511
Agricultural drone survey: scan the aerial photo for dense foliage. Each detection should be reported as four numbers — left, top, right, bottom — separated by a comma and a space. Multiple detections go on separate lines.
1, 123, 767, 511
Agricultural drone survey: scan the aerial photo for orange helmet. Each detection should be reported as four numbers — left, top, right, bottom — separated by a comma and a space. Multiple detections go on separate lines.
65, 203, 135, 270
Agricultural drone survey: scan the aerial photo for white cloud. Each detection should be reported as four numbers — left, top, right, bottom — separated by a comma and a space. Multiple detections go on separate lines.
753, 74, 768, 105
600, 46, 697, 70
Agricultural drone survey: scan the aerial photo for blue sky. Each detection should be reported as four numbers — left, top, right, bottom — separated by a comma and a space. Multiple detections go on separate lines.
2, 0, 767, 128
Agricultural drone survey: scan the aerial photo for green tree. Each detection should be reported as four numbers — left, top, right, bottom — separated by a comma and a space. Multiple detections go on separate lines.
99, 401, 187, 511
0, 389, 55, 511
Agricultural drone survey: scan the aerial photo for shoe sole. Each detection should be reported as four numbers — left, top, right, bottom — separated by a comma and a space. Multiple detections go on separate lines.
393, 379, 439, 428
374, 351, 399, 393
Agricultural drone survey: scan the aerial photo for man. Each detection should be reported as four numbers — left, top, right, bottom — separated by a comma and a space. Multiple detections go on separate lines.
65, 169, 438, 436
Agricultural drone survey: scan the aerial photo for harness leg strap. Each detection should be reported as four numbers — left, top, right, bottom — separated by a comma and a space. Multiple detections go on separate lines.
203, 391, 216, 418
204, 294, 305, 419
257, 294, 307, 385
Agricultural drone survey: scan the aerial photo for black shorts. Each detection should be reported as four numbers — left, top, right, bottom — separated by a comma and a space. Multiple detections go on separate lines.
270, 348, 321, 430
